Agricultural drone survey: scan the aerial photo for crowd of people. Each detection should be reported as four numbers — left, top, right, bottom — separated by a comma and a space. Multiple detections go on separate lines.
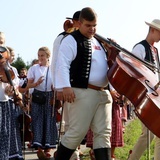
0, 6, 160, 160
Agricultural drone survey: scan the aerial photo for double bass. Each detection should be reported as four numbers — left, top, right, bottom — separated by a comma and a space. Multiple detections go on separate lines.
95, 34, 160, 138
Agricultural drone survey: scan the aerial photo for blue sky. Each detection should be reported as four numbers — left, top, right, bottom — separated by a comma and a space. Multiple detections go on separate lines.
1, 0, 160, 64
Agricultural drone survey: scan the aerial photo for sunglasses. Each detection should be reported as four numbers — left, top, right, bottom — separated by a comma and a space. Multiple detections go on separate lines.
0, 46, 8, 59
0, 46, 7, 53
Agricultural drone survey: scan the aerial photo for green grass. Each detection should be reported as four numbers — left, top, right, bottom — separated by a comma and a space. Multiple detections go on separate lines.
115, 118, 155, 160
81, 118, 155, 160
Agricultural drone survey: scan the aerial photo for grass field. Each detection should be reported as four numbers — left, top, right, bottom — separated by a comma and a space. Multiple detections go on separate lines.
115, 118, 155, 160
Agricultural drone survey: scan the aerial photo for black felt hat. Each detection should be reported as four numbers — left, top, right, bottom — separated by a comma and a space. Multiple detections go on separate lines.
66, 11, 81, 20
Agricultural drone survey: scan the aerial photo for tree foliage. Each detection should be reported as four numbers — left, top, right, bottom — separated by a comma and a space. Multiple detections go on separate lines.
12, 56, 29, 74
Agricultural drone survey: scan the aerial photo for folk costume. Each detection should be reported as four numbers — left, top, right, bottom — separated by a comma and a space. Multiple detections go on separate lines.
8, 66, 24, 160
27, 64, 58, 149
51, 10, 83, 160
55, 29, 113, 160
129, 38, 160, 159
0, 64, 23, 160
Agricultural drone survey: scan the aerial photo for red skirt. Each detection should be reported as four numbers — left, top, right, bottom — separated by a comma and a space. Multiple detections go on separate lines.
111, 101, 124, 147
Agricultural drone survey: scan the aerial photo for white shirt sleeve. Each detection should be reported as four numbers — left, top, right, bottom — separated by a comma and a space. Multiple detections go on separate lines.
50, 34, 64, 86
55, 35, 77, 89
109, 83, 115, 91
132, 44, 146, 60
27, 65, 34, 80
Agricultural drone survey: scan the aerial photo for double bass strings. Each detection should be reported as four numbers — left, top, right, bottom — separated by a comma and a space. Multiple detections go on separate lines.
94, 33, 160, 73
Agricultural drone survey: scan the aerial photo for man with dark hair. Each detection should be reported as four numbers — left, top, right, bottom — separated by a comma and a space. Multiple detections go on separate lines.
55, 7, 112, 160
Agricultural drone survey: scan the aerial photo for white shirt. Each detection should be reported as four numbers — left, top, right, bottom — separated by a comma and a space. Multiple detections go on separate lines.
27, 64, 52, 92
132, 43, 159, 81
50, 34, 64, 87
0, 66, 19, 101
0, 82, 10, 101
55, 34, 109, 89
19, 77, 27, 87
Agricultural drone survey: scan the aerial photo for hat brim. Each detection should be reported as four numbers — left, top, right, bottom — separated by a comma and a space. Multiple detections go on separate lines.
66, 17, 72, 20
66, 17, 79, 20
145, 21, 160, 31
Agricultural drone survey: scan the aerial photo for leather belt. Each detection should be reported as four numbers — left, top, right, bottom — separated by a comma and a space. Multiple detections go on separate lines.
88, 84, 104, 91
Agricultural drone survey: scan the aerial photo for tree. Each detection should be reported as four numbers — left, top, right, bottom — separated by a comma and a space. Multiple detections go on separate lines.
12, 56, 27, 74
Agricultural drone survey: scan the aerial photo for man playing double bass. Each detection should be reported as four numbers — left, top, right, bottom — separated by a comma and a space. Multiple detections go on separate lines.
128, 19, 160, 160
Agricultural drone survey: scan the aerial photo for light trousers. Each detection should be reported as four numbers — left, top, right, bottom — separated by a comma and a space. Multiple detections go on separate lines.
61, 87, 112, 150
61, 103, 80, 160
154, 136, 160, 160
128, 122, 154, 160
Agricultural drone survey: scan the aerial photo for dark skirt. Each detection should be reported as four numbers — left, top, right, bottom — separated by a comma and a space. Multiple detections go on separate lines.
31, 90, 58, 149
9, 100, 24, 159
0, 101, 11, 160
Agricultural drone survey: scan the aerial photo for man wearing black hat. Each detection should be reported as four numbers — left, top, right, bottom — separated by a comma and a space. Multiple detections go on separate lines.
65, 11, 80, 33
51, 10, 81, 160
51, 10, 80, 90
66, 11, 80, 20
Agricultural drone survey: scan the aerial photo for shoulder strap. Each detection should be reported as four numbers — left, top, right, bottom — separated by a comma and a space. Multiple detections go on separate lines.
45, 67, 49, 92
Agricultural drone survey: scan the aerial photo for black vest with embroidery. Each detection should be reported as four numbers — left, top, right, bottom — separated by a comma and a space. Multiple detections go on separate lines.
134, 40, 156, 64
69, 30, 92, 88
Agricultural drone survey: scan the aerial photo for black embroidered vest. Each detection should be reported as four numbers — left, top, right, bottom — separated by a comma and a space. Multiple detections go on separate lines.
134, 40, 157, 64
69, 30, 92, 88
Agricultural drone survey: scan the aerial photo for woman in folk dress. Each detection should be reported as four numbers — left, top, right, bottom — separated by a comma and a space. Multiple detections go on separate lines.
27, 47, 58, 159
